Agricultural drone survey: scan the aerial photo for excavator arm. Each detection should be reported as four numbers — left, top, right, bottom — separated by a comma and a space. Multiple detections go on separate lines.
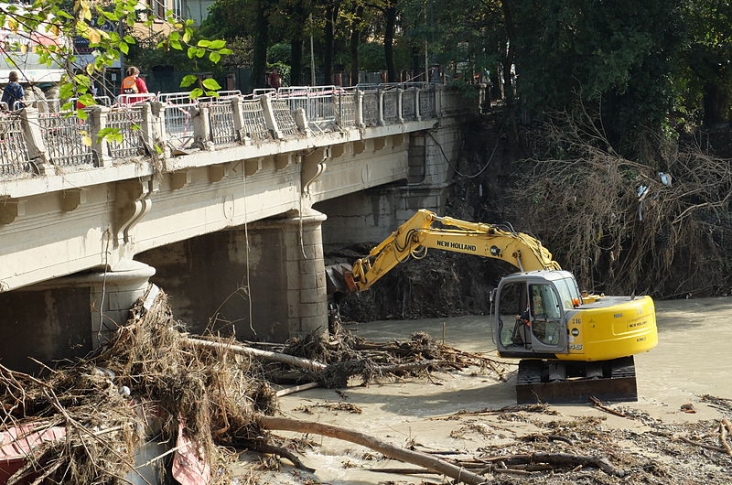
330, 209, 561, 294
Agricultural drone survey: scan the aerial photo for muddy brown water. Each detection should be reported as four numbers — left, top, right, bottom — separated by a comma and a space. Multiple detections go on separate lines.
236, 296, 732, 484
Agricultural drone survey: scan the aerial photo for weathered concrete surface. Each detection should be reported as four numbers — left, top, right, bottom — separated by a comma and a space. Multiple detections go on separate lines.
236, 296, 732, 484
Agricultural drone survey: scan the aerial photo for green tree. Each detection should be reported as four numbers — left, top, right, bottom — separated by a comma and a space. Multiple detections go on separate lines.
682, 0, 732, 127
0, 0, 229, 109
509, 0, 684, 155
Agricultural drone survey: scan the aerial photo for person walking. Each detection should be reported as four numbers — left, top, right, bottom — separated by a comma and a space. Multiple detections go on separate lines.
120, 66, 149, 104
2, 71, 25, 111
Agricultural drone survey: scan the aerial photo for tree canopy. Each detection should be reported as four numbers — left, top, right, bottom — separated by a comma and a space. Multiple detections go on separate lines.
0, 0, 230, 108
4, 0, 732, 298
196, 0, 732, 139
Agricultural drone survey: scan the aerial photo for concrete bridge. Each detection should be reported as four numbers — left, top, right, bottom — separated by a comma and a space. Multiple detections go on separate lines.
0, 83, 485, 372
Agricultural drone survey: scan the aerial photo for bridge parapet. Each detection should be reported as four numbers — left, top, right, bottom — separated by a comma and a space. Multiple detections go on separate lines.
0, 83, 480, 191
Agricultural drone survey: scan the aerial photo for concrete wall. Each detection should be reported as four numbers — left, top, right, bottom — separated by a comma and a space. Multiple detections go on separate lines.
0, 287, 91, 374
0, 259, 154, 374
317, 120, 465, 251
136, 229, 292, 341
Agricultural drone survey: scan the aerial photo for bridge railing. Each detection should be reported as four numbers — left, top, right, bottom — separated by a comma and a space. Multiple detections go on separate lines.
0, 83, 481, 180
0, 115, 31, 177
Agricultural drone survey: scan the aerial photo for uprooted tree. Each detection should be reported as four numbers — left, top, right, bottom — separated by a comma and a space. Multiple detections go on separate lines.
506, 110, 732, 299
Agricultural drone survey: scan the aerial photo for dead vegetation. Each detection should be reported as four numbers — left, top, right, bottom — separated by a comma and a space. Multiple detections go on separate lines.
509, 112, 732, 298
0, 290, 730, 484
0, 288, 509, 484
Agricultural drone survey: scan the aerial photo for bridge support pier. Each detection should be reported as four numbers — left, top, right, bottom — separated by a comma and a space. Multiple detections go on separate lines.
0, 259, 155, 373
136, 208, 329, 343
250, 208, 329, 340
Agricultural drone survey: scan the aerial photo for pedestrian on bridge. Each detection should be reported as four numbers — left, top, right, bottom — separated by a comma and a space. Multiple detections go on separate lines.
1, 71, 25, 111
268, 69, 281, 90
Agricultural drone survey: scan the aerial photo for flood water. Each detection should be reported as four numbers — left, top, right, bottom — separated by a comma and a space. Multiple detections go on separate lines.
349, 295, 732, 414
244, 296, 732, 484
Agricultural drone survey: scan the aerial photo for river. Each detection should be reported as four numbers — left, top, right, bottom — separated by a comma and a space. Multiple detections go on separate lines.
236, 296, 732, 484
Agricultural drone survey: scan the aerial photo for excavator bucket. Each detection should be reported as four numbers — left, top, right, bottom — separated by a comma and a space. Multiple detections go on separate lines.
325, 263, 357, 296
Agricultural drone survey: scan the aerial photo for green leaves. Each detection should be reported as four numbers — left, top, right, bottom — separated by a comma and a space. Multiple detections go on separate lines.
180, 75, 222, 98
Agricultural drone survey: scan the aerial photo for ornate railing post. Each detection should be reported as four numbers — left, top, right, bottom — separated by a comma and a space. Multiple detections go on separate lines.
397, 87, 404, 124
231, 97, 252, 145
434, 85, 443, 118
20, 107, 53, 174
88, 106, 111, 167
415, 87, 422, 121
192, 105, 213, 149
293, 108, 313, 137
378, 89, 385, 126
148, 101, 169, 159
355, 89, 365, 128
260, 94, 283, 139
139, 103, 156, 152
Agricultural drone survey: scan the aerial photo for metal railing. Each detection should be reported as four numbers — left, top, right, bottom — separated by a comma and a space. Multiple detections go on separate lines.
116, 93, 157, 107
105, 108, 147, 159
271, 98, 299, 138
0, 115, 32, 177
240, 98, 270, 141
159, 92, 197, 151
0, 83, 481, 180
38, 112, 95, 167
209, 101, 238, 145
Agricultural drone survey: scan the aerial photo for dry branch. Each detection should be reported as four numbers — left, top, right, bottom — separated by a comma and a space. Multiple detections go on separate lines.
512, 112, 732, 298
258, 416, 489, 484
275, 382, 320, 397
368, 466, 437, 475
719, 419, 732, 457
590, 396, 629, 418
185, 337, 328, 371
677, 436, 726, 453
512, 452, 626, 477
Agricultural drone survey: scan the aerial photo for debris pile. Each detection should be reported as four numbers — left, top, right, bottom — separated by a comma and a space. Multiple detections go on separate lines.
0, 290, 273, 484
3, 288, 729, 484
0, 287, 507, 483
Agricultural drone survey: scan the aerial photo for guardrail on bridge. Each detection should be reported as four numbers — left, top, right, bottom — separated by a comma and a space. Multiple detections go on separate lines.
0, 83, 480, 180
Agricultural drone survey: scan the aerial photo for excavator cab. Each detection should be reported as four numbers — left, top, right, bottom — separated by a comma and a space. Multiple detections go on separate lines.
494, 270, 580, 358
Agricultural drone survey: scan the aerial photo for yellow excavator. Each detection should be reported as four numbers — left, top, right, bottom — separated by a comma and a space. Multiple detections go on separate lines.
326, 209, 658, 404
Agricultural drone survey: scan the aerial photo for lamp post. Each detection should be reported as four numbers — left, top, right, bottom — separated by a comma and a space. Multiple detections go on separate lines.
310, 14, 316, 85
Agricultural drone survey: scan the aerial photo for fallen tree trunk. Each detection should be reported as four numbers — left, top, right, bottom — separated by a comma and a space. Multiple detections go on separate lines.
184, 338, 327, 371
258, 416, 488, 485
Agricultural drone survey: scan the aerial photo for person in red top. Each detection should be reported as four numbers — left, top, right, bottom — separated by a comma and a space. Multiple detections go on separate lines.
120, 66, 149, 104
267, 69, 280, 90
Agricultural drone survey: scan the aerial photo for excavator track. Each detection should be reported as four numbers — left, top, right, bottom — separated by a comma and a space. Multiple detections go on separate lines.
515, 356, 638, 404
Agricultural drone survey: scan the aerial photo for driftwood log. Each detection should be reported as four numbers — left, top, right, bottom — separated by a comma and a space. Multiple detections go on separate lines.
720, 419, 732, 457
258, 416, 489, 485
184, 337, 327, 371
521, 452, 626, 477
187, 338, 446, 387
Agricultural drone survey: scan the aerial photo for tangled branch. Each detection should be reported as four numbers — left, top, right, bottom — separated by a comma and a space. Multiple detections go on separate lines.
512, 111, 732, 298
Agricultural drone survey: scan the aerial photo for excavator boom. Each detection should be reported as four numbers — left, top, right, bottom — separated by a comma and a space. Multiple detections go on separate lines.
329, 209, 560, 294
